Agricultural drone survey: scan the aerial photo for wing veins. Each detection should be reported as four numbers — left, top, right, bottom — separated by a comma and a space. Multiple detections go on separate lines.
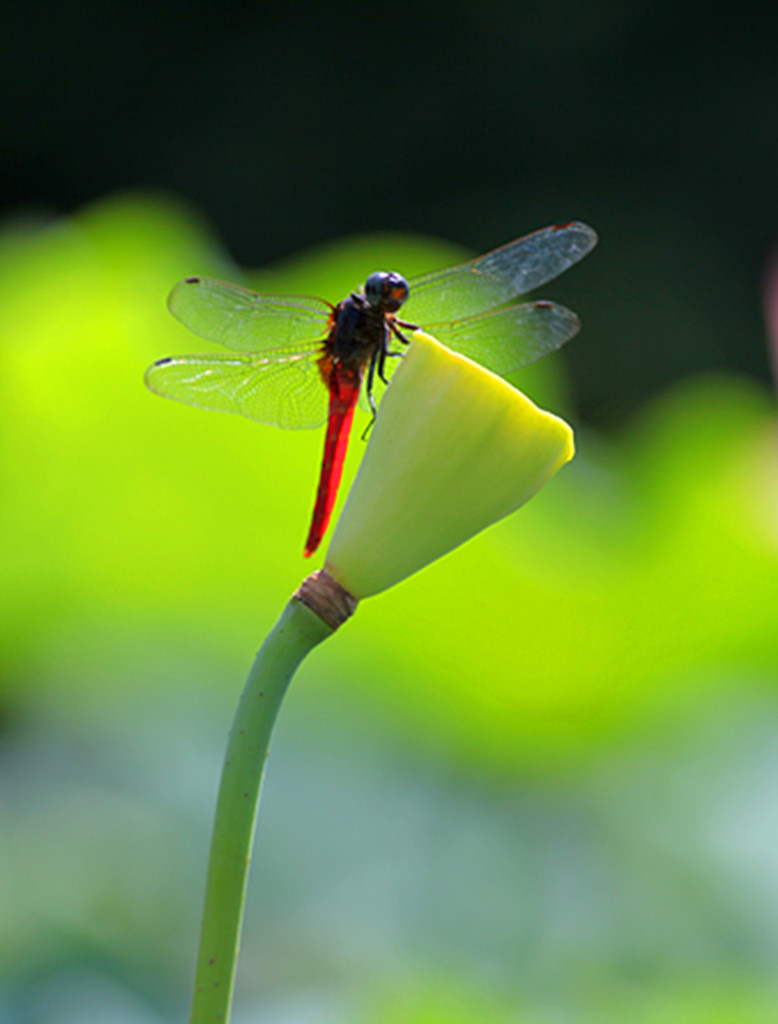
167, 276, 333, 353
145, 348, 328, 429
421, 301, 580, 374
406, 221, 597, 324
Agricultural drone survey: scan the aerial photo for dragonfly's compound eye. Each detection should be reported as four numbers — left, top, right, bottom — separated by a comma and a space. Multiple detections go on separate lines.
364, 271, 410, 313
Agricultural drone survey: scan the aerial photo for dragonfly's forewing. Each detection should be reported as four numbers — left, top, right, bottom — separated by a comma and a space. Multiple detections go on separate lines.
405, 221, 597, 324
423, 301, 580, 375
144, 349, 329, 430
168, 277, 333, 352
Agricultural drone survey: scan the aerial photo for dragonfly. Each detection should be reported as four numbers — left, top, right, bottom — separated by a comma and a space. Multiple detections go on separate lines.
145, 220, 597, 556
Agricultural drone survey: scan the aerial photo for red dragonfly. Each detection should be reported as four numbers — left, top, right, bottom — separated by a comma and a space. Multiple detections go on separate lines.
145, 221, 597, 556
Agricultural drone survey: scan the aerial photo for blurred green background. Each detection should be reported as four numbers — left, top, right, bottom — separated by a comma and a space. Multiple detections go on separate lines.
3, 3, 778, 1023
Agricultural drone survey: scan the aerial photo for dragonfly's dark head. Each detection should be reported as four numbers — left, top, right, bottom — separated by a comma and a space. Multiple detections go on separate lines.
364, 271, 409, 313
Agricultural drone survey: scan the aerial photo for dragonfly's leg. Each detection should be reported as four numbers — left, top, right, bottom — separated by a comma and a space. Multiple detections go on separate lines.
392, 318, 418, 346
359, 348, 382, 441
377, 332, 392, 386
381, 321, 412, 380
365, 347, 379, 418
379, 327, 406, 383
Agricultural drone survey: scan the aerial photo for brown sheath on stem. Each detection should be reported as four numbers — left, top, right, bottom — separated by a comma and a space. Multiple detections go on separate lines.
294, 569, 357, 631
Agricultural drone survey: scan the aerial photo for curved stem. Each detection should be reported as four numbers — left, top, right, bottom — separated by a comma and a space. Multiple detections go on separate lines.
189, 596, 333, 1024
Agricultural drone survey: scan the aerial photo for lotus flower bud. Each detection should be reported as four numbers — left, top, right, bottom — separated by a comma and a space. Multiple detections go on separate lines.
324, 331, 575, 599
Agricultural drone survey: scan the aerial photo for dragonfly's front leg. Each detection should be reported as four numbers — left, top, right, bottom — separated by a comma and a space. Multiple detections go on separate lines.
379, 321, 412, 384
391, 318, 418, 347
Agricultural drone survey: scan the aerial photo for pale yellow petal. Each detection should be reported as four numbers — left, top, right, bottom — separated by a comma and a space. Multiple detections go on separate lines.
325, 331, 574, 599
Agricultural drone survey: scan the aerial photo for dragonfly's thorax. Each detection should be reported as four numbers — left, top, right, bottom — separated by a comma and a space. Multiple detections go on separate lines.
328, 293, 389, 367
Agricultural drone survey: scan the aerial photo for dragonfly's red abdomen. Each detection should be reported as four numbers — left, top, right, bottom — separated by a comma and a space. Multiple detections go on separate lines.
304, 362, 363, 557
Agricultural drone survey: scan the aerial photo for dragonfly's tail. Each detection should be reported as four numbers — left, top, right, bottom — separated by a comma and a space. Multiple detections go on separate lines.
304, 369, 361, 557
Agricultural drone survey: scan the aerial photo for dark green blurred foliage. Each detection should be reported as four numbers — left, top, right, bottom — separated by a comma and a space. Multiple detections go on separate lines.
1, 196, 778, 1023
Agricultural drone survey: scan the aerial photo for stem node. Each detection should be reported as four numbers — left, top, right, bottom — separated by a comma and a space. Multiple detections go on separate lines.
294, 569, 358, 630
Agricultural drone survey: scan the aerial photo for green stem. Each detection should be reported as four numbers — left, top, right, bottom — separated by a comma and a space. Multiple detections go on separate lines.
189, 595, 333, 1024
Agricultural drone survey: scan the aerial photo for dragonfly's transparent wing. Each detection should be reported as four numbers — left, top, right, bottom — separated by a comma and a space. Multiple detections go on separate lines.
168, 277, 333, 353
145, 347, 329, 429
405, 221, 597, 324
422, 301, 580, 374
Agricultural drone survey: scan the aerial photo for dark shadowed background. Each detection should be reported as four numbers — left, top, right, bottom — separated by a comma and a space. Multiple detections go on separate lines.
4, 0, 776, 422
